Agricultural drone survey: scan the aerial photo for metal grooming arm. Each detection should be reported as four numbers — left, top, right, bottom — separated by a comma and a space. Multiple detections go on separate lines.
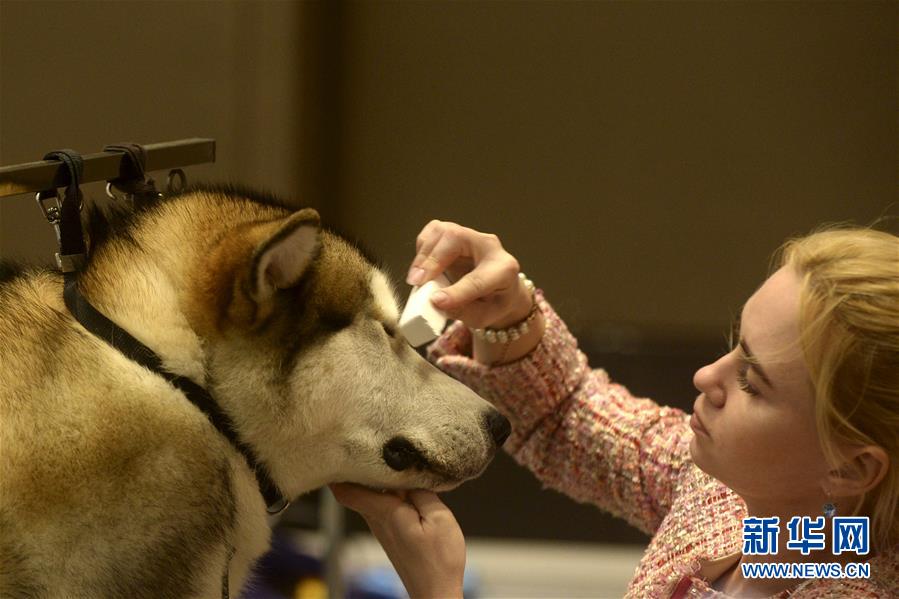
0, 138, 216, 197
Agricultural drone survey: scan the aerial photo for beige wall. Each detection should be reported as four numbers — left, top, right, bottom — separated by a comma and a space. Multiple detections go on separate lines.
331, 1, 898, 342
2, 1, 897, 345
0, 0, 312, 258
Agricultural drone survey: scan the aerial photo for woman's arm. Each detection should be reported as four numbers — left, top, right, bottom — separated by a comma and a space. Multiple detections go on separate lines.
430, 293, 693, 535
409, 220, 694, 533
329, 484, 465, 599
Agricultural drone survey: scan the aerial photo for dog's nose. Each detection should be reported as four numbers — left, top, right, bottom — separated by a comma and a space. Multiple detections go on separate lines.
484, 410, 511, 447
382, 437, 427, 471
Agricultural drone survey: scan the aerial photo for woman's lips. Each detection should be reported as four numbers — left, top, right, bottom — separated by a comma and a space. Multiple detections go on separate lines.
690, 412, 711, 438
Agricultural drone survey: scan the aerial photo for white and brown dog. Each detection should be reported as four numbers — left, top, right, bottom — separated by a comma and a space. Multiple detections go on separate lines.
0, 185, 508, 598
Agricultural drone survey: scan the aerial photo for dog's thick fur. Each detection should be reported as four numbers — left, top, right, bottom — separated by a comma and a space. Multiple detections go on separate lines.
0, 186, 504, 598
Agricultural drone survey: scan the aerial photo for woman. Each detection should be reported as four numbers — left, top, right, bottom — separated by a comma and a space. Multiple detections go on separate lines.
331, 221, 898, 598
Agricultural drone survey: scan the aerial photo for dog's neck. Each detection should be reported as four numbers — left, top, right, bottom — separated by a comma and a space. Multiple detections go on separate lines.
75, 200, 327, 504
77, 208, 217, 385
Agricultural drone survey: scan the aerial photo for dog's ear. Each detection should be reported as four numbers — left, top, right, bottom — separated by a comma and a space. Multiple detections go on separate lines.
249, 208, 321, 303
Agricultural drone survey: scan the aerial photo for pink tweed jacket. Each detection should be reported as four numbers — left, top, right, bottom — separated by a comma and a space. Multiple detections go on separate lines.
428, 293, 898, 598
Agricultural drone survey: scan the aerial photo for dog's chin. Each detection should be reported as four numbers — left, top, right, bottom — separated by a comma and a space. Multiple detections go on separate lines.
416, 461, 491, 492
344, 455, 492, 494
425, 462, 493, 491
428, 479, 464, 493
357, 466, 485, 494
358, 478, 457, 494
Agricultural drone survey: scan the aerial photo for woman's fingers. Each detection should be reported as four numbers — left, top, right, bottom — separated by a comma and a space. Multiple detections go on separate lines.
408, 220, 450, 285
405, 489, 442, 513
331, 484, 466, 598
432, 257, 519, 316
410, 232, 466, 286
409, 222, 496, 286
414, 219, 443, 255
407, 220, 530, 331
406, 490, 457, 525
330, 484, 454, 527
329, 483, 410, 521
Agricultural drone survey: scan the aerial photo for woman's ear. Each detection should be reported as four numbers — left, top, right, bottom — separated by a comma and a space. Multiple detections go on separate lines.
826, 445, 890, 498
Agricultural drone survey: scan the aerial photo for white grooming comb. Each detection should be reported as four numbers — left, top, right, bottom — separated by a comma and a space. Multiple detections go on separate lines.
399, 274, 451, 347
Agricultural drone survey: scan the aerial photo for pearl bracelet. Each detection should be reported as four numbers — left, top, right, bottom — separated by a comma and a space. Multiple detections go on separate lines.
471, 273, 538, 344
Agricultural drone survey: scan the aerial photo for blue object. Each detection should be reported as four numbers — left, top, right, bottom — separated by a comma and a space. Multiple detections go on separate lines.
347, 565, 481, 599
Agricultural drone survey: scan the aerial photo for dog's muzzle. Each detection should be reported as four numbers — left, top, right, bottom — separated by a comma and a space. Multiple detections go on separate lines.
381, 410, 511, 473
382, 436, 427, 471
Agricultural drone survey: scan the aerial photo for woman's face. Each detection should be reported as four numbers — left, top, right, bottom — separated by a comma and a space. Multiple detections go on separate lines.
691, 266, 830, 506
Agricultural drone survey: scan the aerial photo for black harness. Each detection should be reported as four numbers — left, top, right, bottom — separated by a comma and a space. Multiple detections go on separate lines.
38, 147, 290, 517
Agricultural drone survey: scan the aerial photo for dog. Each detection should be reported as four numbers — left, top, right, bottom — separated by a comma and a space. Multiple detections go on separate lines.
0, 184, 509, 598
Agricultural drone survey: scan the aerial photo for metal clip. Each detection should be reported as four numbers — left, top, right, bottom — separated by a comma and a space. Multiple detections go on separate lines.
55, 252, 86, 273
35, 191, 64, 244
106, 182, 135, 207
266, 497, 291, 516
35, 191, 62, 224
166, 168, 187, 195
36, 189, 85, 250
105, 182, 122, 201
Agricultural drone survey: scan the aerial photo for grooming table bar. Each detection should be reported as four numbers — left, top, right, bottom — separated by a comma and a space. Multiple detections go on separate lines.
0, 138, 216, 198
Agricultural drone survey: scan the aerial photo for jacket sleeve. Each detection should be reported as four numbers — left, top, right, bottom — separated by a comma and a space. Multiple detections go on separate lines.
428, 291, 694, 535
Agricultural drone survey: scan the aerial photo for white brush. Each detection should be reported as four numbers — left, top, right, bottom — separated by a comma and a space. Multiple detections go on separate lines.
399, 273, 451, 346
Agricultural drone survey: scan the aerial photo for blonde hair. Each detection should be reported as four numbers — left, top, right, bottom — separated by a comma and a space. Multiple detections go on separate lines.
774, 225, 899, 552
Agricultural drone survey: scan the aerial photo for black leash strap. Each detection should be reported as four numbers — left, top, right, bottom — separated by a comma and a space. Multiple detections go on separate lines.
102, 143, 162, 209
63, 279, 290, 514
37, 150, 86, 273
221, 545, 235, 599
36, 148, 289, 516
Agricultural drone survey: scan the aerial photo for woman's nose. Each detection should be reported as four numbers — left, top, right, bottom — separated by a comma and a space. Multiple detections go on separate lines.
693, 358, 726, 408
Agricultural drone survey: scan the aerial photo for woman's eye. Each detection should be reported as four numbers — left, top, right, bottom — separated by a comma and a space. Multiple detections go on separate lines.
736, 368, 760, 397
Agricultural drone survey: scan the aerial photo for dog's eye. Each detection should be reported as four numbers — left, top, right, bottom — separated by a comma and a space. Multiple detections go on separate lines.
382, 322, 397, 338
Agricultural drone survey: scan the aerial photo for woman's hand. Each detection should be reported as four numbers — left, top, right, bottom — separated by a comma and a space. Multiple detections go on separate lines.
330, 483, 465, 599
407, 220, 544, 363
